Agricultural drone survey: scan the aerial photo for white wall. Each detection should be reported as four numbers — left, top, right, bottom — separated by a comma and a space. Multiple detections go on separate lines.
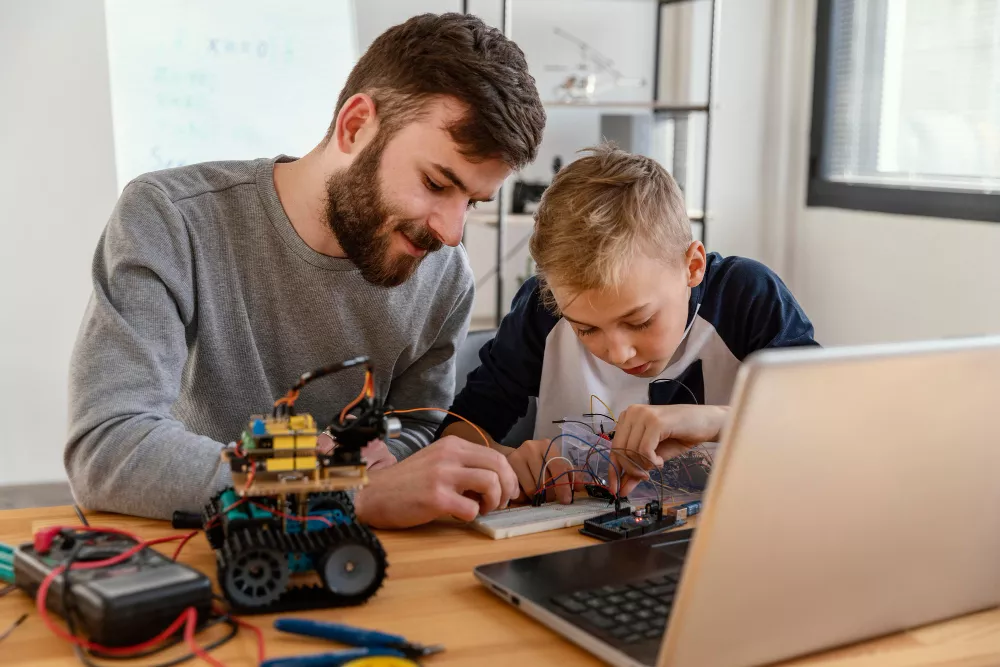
0, 0, 118, 485
701, 0, 774, 260
794, 210, 1000, 344
763, 0, 1000, 346
355, 0, 461, 49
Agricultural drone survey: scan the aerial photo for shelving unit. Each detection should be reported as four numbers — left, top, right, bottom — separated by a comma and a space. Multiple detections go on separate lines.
464, 0, 721, 326
542, 101, 710, 112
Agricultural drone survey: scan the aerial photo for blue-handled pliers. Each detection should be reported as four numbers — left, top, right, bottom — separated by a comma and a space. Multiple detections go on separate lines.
260, 618, 445, 667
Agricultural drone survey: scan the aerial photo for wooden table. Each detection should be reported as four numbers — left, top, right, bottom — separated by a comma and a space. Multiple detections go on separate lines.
2, 506, 999, 666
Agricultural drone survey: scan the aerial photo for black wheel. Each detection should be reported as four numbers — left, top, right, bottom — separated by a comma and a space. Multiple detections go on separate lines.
221, 546, 289, 609
307, 491, 356, 521
318, 540, 384, 599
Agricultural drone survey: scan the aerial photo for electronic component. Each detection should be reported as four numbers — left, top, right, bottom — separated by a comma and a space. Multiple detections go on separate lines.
670, 500, 702, 522
579, 500, 701, 542
471, 499, 618, 539
13, 531, 213, 646
199, 356, 392, 614
584, 484, 617, 502
558, 418, 717, 510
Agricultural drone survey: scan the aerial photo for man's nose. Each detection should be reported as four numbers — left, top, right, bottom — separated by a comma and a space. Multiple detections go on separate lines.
426, 197, 468, 247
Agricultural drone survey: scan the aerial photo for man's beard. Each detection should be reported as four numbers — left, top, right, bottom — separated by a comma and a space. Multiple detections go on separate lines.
324, 136, 443, 288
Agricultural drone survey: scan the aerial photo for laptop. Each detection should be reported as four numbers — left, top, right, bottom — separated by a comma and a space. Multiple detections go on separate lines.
475, 337, 1000, 667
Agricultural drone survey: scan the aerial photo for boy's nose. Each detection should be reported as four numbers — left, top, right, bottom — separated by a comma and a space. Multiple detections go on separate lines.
605, 335, 636, 366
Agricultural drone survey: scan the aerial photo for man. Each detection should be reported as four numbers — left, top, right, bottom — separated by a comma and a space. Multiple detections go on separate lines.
65, 13, 544, 528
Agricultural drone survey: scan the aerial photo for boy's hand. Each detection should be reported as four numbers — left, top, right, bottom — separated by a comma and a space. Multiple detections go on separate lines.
507, 439, 578, 505
609, 404, 728, 496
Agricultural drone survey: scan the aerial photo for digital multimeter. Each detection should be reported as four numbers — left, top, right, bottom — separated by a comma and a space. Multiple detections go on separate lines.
13, 531, 213, 646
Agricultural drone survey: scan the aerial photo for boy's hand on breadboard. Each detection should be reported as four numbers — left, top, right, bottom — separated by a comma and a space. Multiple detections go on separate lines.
506, 439, 582, 505
610, 404, 728, 496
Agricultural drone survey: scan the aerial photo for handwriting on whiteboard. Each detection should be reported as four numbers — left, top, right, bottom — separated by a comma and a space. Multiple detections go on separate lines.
105, 0, 358, 190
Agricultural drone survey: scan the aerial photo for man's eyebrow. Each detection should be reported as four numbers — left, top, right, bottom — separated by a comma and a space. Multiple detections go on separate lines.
434, 164, 467, 192
432, 164, 495, 202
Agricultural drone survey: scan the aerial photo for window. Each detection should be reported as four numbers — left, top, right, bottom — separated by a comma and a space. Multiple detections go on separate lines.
809, 0, 1000, 222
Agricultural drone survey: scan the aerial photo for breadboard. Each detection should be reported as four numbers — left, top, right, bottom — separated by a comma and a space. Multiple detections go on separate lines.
471, 499, 617, 539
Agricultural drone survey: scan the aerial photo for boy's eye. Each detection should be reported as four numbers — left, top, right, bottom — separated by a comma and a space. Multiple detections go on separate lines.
576, 326, 597, 337
626, 318, 654, 332
424, 176, 445, 192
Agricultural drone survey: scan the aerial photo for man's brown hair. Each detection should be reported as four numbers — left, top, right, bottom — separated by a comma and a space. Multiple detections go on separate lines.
530, 143, 692, 307
328, 13, 545, 169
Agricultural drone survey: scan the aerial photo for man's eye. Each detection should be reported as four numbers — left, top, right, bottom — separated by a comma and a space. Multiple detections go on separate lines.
424, 176, 444, 192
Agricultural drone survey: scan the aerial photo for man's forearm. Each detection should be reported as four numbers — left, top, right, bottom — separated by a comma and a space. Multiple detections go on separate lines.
66, 416, 231, 520
386, 420, 438, 460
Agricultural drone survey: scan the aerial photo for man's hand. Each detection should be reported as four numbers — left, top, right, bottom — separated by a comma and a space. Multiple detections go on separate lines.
609, 404, 728, 496
353, 436, 519, 529
506, 439, 580, 505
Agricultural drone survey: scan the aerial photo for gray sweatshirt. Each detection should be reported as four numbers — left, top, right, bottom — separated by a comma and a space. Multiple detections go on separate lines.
66, 157, 474, 520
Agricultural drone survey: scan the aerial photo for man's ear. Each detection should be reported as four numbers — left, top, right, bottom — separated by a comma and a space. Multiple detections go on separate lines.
685, 241, 707, 288
333, 93, 378, 155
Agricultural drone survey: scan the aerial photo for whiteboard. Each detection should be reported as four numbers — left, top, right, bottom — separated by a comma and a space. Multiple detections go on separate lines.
105, 0, 358, 191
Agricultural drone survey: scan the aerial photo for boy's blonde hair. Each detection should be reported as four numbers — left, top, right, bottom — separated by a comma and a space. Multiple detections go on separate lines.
529, 143, 692, 308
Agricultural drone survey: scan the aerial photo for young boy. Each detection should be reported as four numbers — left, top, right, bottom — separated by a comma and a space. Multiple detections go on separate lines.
441, 144, 818, 502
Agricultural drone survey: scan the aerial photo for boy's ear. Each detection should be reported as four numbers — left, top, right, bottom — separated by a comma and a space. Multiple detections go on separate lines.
685, 241, 707, 288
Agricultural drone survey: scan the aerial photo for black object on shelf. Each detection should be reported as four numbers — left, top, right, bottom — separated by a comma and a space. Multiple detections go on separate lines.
511, 157, 563, 214
512, 180, 547, 215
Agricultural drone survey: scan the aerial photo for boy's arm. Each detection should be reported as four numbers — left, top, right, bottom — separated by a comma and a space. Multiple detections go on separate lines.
65, 182, 231, 520
438, 277, 559, 447
381, 276, 475, 460
441, 420, 513, 455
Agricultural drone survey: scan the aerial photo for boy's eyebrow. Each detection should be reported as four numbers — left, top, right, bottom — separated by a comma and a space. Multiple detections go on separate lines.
563, 304, 649, 328
562, 314, 593, 327
432, 163, 495, 202
617, 305, 649, 320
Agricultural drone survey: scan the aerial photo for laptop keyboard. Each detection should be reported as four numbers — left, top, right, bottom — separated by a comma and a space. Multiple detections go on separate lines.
549, 573, 678, 644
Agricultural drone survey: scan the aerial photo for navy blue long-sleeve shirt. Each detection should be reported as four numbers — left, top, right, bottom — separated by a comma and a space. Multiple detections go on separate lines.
445, 253, 818, 444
